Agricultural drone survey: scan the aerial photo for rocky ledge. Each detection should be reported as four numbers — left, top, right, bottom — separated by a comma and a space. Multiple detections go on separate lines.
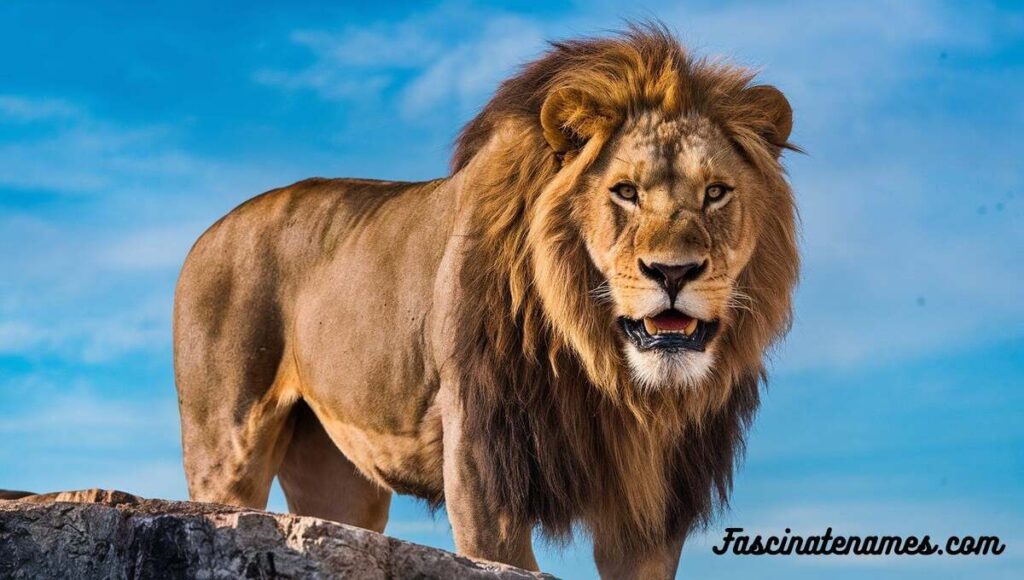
0, 489, 549, 579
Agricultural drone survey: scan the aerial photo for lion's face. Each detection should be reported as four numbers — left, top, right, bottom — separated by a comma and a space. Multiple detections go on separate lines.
575, 113, 764, 389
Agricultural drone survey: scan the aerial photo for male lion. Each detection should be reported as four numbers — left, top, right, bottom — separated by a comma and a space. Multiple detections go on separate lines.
175, 26, 798, 578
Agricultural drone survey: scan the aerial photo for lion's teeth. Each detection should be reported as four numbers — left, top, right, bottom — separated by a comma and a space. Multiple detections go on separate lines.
643, 317, 658, 335
684, 318, 699, 336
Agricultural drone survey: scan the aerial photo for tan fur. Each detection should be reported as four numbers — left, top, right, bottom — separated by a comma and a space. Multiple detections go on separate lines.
174, 24, 798, 577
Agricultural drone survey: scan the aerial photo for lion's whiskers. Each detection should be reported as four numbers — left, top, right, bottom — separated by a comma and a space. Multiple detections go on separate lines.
725, 288, 757, 317
590, 280, 614, 304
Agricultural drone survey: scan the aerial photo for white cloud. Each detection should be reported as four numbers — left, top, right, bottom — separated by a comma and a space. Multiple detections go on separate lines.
0, 320, 53, 353
0, 95, 78, 122
253, 68, 392, 101
98, 223, 201, 272
0, 117, 221, 196
253, 17, 448, 101
0, 308, 170, 363
0, 96, 296, 364
398, 16, 544, 118
0, 389, 178, 445
254, 7, 545, 119
289, 26, 445, 69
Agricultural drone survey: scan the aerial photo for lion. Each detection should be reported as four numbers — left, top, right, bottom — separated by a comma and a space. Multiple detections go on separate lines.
174, 25, 798, 578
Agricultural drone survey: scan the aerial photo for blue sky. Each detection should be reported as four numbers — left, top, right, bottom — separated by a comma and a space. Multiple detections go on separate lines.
0, 1, 1021, 578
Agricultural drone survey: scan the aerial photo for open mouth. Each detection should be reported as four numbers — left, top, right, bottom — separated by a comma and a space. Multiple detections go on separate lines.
618, 310, 720, 352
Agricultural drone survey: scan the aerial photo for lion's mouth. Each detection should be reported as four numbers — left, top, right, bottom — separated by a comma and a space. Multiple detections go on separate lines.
618, 310, 719, 352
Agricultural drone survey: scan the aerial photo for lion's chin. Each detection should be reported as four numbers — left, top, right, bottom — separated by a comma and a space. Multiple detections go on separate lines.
624, 344, 715, 391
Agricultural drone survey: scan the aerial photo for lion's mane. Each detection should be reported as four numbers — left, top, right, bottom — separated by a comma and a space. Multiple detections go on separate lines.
450, 24, 799, 556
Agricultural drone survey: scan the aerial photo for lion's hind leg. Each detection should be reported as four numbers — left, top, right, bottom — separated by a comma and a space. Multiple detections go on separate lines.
276, 402, 392, 532
175, 274, 301, 509
178, 349, 300, 509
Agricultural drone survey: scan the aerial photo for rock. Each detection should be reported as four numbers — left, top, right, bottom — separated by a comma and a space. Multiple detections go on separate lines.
0, 489, 551, 579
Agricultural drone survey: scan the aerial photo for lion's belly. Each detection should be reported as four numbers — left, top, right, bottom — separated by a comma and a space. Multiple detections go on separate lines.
293, 311, 448, 502
311, 403, 446, 501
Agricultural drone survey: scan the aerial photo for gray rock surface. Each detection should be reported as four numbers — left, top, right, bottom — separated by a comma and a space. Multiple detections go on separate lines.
0, 489, 550, 579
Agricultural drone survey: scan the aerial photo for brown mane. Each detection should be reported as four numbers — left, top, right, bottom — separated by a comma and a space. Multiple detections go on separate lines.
450, 24, 799, 557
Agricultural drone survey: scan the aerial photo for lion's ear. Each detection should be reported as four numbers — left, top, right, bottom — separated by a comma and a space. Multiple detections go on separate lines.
743, 85, 793, 150
540, 89, 610, 158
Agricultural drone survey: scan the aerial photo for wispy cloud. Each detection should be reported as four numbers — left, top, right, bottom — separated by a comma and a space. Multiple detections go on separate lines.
0, 95, 293, 363
398, 15, 544, 117
0, 98, 217, 197
0, 387, 178, 447
0, 300, 170, 363
253, 17, 447, 101
98, 223, 200, 272
254, 7, 545, 120
0, 95, 78, 123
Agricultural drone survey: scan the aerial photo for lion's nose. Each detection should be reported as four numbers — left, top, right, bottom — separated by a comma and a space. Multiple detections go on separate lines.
638, 259, 707, 301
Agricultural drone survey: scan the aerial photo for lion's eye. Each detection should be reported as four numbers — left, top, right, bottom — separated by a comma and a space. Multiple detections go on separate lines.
704, 183, 733, 206
610, 182, 638, 203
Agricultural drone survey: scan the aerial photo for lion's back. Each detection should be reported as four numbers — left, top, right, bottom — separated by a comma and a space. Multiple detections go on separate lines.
172, 176, 449, 405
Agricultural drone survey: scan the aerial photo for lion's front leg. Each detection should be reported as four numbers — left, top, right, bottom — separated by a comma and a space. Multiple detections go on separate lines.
593, 530, 687, 580
440, 389, 538, 571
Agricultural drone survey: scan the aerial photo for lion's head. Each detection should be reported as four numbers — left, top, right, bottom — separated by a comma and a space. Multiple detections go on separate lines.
455, 25, 798, 405
555, 105, 796, 392
451, 24, 800, 552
